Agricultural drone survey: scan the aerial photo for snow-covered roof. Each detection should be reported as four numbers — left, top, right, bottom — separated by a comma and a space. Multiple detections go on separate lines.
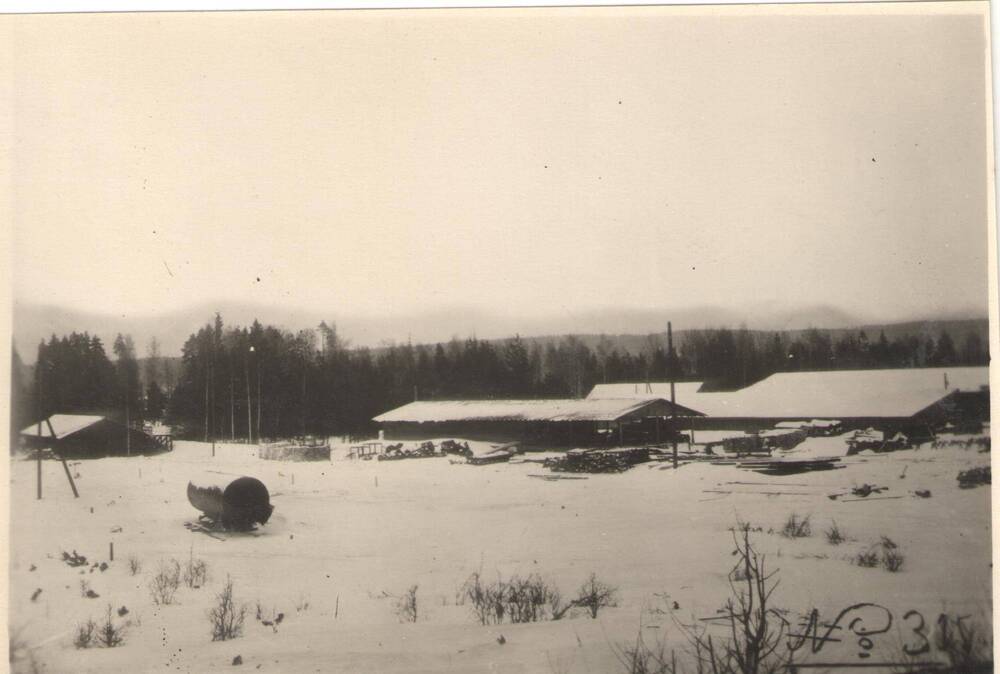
20, 414, 106, 439
374, 397, 702, 424
686, 367, 987, 419
587, 381, 705, 400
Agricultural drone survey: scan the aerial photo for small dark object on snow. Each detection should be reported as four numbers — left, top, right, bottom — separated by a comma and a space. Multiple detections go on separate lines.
672, 601, 680, 610
188, 477, 273, 531
957, 466, 991, 489
62, 550, 88, 567
497, 634, 506, 645
914, 489, 932, 498
85, 589, 99, 599
232, 655, 243, 666
851, 484, 887, 498
31, 588, 42, 602
275, 613, 284, 625
99, 562, 108, 572
117, 606, 129, 617
29, 564, 36, 572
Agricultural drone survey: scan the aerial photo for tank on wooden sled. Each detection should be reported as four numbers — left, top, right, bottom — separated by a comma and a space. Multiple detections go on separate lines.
187, 476, 274, 531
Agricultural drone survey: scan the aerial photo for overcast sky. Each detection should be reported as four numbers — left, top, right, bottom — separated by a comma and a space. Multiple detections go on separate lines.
8, 4, 992, 326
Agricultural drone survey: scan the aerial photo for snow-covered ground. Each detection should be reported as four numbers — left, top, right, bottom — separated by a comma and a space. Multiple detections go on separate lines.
8, 436, 992, 673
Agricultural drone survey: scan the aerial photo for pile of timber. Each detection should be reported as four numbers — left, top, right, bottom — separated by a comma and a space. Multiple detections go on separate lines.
759, 428, 808, 451
440, 439, 473, 458
846, 428, 911, 455
734, 456, 842, 475
545, 446, 651, 474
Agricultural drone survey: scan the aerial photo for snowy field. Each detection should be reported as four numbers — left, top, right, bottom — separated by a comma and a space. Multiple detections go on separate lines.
8, 436, 992, 673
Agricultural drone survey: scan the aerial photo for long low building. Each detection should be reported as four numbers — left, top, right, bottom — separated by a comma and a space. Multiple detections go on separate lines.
373, 397, 701, 445
373, 366, 988, 446
587, 366, 989, 432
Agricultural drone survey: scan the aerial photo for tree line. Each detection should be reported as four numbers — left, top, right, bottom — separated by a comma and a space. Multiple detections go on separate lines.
9, 315, 988, 444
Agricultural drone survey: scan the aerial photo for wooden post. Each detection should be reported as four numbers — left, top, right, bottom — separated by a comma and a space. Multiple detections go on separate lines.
60, 456, 79, 498
669, 322, 678, 470
36, 449, 42, 500
109, 541, 114, 561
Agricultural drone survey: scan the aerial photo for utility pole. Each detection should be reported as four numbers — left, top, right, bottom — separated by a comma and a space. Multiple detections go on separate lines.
246, 346, 254, 445
125, 376, 131, 457
669, 321, 677, 470
35, 363, 42, 499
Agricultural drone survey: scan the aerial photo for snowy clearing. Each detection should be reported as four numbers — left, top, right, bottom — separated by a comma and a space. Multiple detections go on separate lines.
9, 438, 991, 673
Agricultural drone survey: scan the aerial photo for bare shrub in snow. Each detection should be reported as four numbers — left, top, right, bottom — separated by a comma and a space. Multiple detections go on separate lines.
183, 550, 208, 589
780, 513, 811, 539
74, 605, 126, 649
460, 571, 563, 625
854, 547, 880, 568
879, 537, 904, 572
395, 585, 419, 623
127, 555, 142, 576
678, 524, 793, 674
97, 604, 126, 648
208, 576, 247, 641
574, 573, 618, 619
824, 522, 846, 545
73, 619, 96, 649
149, 559, 181, 605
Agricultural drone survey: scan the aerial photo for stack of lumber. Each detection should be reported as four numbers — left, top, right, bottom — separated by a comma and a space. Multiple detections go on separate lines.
734, 456, 842, 475
545, 446, 651, 473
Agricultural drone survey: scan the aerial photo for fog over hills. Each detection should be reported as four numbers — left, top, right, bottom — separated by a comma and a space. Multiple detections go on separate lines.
11, 300, 988, 361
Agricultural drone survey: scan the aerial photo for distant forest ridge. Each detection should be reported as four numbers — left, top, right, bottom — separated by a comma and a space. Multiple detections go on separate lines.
12, 316, 986, 392
10, 315, 989, 440
126, 316, 988, 389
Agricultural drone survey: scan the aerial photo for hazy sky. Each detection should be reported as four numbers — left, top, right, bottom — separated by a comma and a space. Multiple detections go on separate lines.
8, 4, 993, 324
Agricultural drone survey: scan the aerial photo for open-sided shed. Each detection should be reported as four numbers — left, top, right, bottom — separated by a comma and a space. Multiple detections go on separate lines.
20, 414, 166, 458
373, 397, 702, 446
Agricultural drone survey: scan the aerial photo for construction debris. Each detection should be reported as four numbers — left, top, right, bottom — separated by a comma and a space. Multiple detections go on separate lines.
380, 441, 437, 461
851, 483, 888, 498
61, 550, 88, 567
467, 442, 519, 466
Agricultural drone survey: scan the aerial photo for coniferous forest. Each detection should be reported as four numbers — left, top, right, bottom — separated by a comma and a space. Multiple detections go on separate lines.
9, 314, 989, 443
